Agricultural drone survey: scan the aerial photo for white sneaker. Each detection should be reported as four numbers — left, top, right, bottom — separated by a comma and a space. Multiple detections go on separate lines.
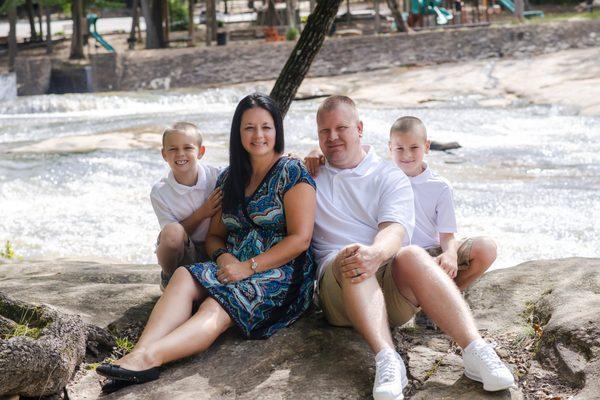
463, 339, 515, 391
373, 348, 408, 400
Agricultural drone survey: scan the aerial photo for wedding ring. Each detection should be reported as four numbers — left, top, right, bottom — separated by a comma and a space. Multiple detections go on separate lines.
354, 268, 359, 276
223, 278, 229, 283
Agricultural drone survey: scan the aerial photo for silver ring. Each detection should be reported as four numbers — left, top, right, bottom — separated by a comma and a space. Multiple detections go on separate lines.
223, 278, 228, 283
354, 268, 359, 276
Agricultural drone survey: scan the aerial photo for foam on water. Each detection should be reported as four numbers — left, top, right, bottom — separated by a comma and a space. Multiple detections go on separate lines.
0, 88, 599, 268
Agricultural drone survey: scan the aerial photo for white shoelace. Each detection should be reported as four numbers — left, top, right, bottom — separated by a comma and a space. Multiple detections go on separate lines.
377, 353, 400, 384
474, 342, 505, 371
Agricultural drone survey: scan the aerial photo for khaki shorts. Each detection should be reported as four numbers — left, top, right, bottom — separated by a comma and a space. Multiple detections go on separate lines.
156, 232, 208, 290
318, 258, 419, 328
424, 237, 473, 270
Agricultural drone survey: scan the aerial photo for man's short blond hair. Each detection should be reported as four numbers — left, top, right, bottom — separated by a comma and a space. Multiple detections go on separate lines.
390, 116, 427, 140
317, 95, 359, 120
162, 121, 203, 147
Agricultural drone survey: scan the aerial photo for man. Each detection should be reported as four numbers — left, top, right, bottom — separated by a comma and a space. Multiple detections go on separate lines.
310, 96, 514, 400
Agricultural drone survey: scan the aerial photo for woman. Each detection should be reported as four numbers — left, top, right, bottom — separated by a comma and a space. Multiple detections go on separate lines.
97, 93, 317, 391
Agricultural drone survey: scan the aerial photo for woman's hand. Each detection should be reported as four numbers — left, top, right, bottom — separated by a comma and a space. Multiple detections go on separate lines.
216, 261, 253, 284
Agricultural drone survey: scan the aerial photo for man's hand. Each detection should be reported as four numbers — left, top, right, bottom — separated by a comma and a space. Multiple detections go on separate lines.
303, 149, 325, 178
336, 244, 383, 284
198, 188, 222, 218
216, 260, 253, 284
435, 252, 458, 279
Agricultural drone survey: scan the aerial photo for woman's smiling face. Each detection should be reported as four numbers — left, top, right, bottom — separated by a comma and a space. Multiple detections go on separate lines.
240, 107, 277, 158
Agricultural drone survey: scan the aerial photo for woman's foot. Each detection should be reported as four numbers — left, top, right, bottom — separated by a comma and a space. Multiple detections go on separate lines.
113, 348, 160, 371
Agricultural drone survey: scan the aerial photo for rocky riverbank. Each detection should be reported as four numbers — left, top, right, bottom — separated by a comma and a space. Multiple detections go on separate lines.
0, 257, 598, 399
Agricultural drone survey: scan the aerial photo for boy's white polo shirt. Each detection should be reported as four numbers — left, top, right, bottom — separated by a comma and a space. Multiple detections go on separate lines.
409, 163, 457, 249
312, 145, 415, 281
150, 163, 220, 243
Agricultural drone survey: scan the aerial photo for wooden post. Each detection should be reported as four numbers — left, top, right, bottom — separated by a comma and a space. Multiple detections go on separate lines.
188, 0, 195, 46
8, 0, 17, 72
374, 0, 380, 33
346, 0, 351, 24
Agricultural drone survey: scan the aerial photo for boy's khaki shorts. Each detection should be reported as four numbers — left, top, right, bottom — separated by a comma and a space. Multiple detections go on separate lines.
318, 257, 419, 328
424, 237, 474, 270
156, 233, 208, 291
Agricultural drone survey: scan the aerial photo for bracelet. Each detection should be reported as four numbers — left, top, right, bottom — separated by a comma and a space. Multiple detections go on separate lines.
211, 247, 228, 262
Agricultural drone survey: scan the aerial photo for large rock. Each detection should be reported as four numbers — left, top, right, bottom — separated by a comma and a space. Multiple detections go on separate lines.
0, 292, 87, 397
0, 257, 598, 399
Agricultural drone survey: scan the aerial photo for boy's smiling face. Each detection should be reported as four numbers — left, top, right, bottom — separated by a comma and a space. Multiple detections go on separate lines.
389, 129, 430, 177
161, 131, 205, 177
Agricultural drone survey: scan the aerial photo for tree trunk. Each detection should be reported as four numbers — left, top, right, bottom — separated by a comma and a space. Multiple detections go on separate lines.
8, 0, 17, 72
269, 0, 343, 117
25, 0, 38, 40
188, 0, 195, 46
285, 0, 296, 29
37, 0, 43, 39
205, 0, 215, 46
70, 0, 85, 59
386, 0, 411, 33
163, 0, 169, 43
129, 0, 140, 49
44, 0, 53, 54
140, 0, 167, 48
514, 0, 524, 22
374, 0, 380, 33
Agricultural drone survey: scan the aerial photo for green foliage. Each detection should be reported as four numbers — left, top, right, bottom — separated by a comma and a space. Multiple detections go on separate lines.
3, 323, 42, 340
0, 241, 16, 260
115, 336, 135, 354
91, 0, 125, 10
286, 27, 299, 41
169, 0, 189, 31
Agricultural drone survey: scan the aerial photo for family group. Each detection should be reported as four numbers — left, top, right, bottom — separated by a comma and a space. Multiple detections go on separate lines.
96, 93, 514, 399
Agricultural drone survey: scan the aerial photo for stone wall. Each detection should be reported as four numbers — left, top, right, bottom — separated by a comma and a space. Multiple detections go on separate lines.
15, 56, 52, 96
0, 73, 17, 100
90, 19, 600, 92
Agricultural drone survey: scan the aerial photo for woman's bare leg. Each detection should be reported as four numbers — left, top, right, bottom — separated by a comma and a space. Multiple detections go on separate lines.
114, 267, 207, 367
115, 297, 233, 370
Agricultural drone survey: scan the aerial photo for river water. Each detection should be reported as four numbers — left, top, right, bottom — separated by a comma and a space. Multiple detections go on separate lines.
0, 84, 598, 269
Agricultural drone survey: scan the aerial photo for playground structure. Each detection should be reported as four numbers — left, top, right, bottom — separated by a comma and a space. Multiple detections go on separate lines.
87, 14, 115, 53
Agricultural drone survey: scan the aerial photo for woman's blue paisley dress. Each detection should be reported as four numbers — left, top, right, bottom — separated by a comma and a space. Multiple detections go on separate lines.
185, 157, 316, 339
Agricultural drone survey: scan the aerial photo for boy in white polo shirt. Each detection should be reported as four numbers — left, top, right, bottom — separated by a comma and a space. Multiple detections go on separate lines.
150, 122, 222, 290
388, 116, 497, 293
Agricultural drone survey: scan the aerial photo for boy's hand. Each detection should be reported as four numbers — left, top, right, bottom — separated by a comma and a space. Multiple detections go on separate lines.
199, 188, 222, 218
304, 150, 325, 178
435, 252, 458, 279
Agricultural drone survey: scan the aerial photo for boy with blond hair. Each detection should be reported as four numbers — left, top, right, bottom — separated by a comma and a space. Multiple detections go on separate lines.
388, 116, 497, 292
150, 122, 222, 290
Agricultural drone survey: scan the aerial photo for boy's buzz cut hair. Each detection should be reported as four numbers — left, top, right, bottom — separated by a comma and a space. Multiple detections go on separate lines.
317, 95, 359, 120
162, 121, 203, 147
390, 116, 427, 140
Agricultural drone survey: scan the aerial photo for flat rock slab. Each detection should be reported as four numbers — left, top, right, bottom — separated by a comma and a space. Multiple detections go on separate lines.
3, 258, 599, 398
0, 259, 161, 328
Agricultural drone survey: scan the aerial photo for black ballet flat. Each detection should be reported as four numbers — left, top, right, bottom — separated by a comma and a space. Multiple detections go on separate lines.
96, 363, 160, 383
101, 379, 134, 394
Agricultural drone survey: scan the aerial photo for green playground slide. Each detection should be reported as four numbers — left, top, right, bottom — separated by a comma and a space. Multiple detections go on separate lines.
497, 0, 544, 18
87, 14, 116, 53
410, 0, 453, 24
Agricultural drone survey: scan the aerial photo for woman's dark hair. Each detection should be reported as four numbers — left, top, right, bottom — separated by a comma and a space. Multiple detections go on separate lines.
222, 93, 285, 213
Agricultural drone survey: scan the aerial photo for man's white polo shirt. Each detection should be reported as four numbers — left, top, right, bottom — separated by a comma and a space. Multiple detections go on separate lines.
150, 163, 220, 243
312, 145, 415, 281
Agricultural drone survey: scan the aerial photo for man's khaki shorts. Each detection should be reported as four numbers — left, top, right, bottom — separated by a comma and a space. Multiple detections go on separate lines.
318, 257, 419, 328
424, 237, 474, 270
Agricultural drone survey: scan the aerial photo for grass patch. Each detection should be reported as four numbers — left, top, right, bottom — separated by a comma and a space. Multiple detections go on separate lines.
0, 241, 16, 259
3, 323, 42, 340
85, 357, 116, 371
